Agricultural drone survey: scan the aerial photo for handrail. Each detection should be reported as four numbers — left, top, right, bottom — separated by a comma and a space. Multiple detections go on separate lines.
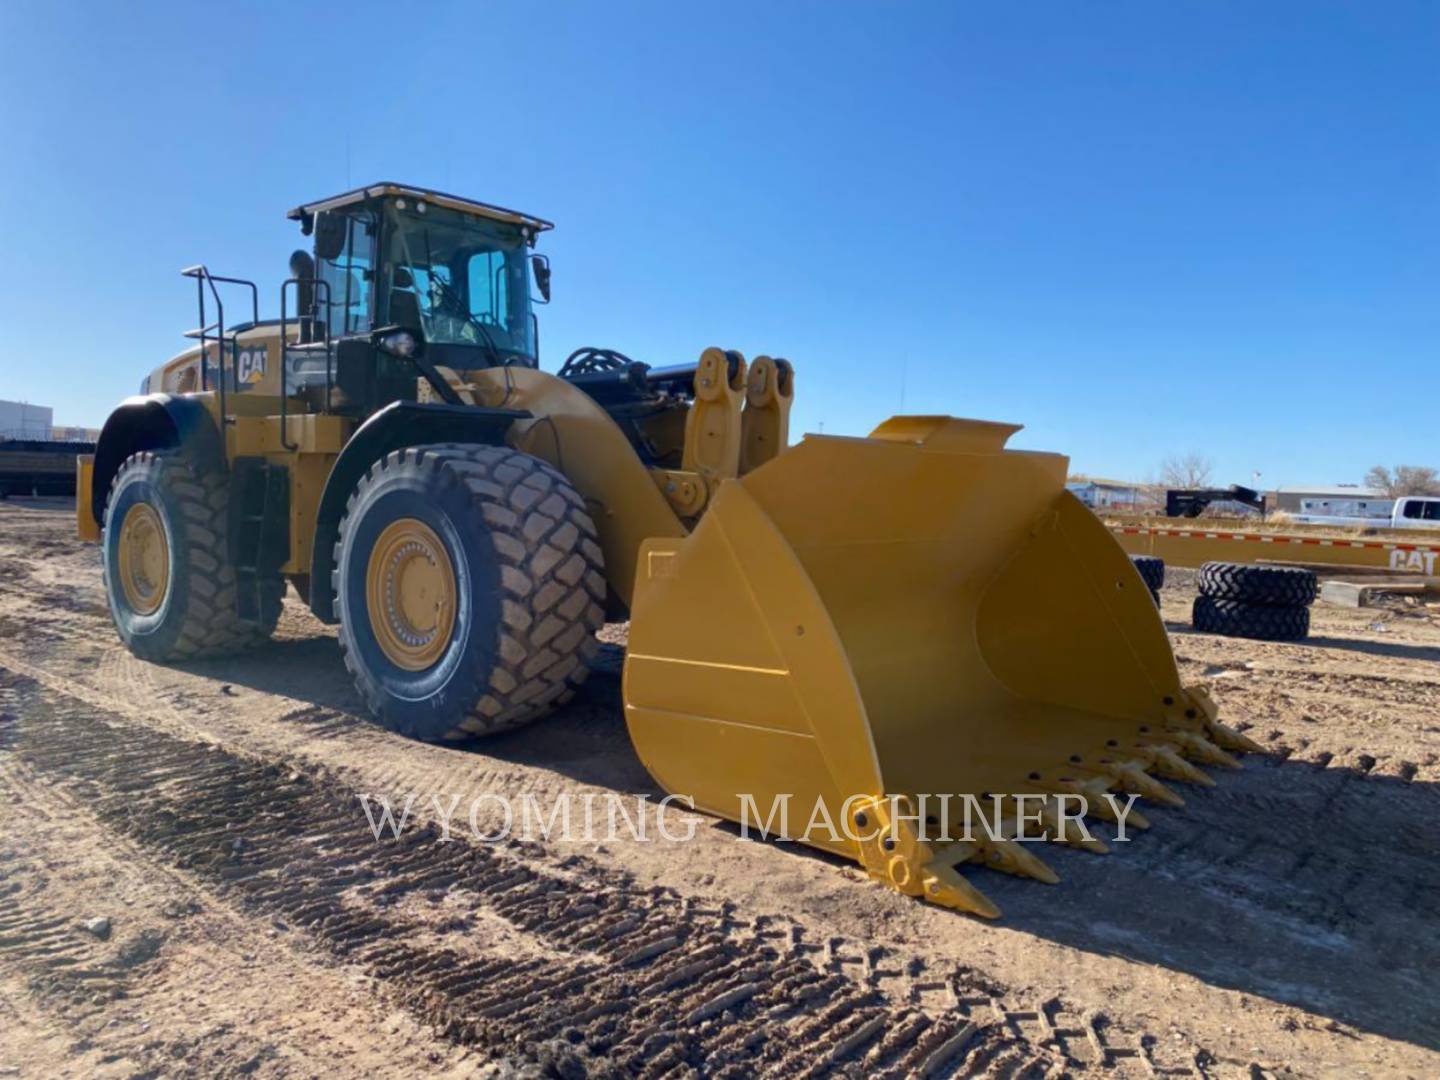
278, 277, 333, 450
180, 265, 260, 427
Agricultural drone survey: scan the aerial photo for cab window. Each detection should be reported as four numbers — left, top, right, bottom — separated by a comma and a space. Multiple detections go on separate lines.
317, 211, 378, 336
383, 201, 536, 360
468, 250, 508, 326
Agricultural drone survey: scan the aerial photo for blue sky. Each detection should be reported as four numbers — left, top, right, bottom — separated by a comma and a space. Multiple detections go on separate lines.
0, 1, 1433, 488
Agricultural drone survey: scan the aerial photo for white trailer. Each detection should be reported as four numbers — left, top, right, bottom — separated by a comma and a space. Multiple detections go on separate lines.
1297, 495, 1392, 521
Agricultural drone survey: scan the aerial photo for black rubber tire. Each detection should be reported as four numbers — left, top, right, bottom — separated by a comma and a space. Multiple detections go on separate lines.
1197, 561, 1317, 607
334, 443, 605, 741
1150, 588, 1162, 607
103, 451, 283, 661
1130, 555, 1165, 593
1192, 596, 1310, 641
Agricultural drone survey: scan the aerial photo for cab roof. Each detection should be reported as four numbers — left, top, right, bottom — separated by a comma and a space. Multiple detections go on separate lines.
286, 182, 554, 233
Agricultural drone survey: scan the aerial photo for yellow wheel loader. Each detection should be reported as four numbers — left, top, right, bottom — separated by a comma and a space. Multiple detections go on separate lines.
77, 182, 1260, 917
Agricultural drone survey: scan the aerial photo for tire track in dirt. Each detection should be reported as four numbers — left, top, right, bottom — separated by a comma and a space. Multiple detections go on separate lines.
1182, 666, 1440, 715
1167, 632, 1440, 784
0, 762, 486, 1077
981, 749, 1440, 1052
0, 854, 134, 1010
0, 665, 1207, 1077
1181, 664, 1440, 782
10, 502, 1435, 1074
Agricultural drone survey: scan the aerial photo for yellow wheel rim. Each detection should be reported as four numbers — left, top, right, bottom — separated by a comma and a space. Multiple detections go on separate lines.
366, 518, 458, 671
117, 502, 170, 616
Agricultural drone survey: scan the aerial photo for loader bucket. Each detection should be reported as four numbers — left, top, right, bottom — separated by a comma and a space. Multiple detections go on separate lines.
623, 416, 1261, 918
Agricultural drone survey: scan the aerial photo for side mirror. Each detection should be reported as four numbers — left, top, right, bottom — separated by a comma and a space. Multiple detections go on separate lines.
531, 254, 551, 304
314, 213, 348, 261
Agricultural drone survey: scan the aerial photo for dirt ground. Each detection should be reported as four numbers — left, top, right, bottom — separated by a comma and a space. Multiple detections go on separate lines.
1, 497, 1437, 1078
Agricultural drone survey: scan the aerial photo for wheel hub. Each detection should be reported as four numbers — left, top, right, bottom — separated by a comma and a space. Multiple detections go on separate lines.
366, 518, 457, 671
117, 502, 169, 616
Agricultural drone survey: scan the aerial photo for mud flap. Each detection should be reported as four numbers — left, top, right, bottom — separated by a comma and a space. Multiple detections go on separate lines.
77, 454, 99, 541
622, 417, 1261, 918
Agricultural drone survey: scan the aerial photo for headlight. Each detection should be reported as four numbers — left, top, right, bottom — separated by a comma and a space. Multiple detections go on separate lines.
378, 330, 418, 358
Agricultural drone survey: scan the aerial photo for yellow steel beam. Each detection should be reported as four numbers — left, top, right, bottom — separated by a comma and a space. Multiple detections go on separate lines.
1111, 522, 1440, 576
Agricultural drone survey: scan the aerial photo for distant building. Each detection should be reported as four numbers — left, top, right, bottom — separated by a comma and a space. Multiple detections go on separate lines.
0, 400, 53, 440
1067, 478, 1153, 511
1271, 484, 1388, 516
51, 425, 101, 442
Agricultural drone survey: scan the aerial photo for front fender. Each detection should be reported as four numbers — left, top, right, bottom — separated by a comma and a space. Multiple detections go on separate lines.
307, 400, 529, 622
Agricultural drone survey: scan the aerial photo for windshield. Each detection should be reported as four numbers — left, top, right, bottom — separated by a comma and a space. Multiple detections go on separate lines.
383, 201, 535, 361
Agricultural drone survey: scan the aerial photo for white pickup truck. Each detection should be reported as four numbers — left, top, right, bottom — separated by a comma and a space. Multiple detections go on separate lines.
1293, 495, 1440, 530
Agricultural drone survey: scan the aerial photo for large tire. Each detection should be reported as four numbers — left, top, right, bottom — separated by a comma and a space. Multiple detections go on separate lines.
1130, 555, 1165, 592
1192, 596, 1310, 642
103, 451, 283, 661
1198, 561, 1317, 607
334, 443, 605, 741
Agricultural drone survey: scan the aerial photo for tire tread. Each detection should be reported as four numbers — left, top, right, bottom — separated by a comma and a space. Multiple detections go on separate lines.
1130, 555, 1166, 592
334, 443, 604, 741
104, 451, 282, 660
1198, 561, 1317, 607
1192, 595, 1309, 641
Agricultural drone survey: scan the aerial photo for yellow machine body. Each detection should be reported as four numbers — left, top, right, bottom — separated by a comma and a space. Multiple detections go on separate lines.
623, 415, 1259, 917
143, 324, 290, 398
78, 184, 1260, 919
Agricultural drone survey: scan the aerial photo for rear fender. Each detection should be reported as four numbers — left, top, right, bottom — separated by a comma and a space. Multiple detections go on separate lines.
90, 395, 224, 525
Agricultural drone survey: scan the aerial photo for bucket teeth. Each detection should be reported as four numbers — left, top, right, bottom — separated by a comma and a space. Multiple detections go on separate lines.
979, 838, 1059, 884
845, 706, 1261, 921
1094, 762, 1185, 808
1146, 745, 1216, 788
1171, 731, 1241, 769
1036, 777, 1149, 830
1038, 799, 1109, 854
922, 863, 1001, 920
923, 834, 1058, 885
1207, 721, 1266, 755
1081, 786, 1152, 830
1111, 802, 1150, 831
924, 840, 981, 869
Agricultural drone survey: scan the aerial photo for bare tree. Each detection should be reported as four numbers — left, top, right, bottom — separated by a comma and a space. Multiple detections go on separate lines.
1159, 452, 1214, 490
1365, 464, 1440, 497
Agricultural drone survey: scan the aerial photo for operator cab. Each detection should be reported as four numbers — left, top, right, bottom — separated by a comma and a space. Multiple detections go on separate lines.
285, 182, 553, 411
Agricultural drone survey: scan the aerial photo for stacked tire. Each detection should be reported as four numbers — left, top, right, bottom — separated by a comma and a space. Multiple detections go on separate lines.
1193, 562, 1316, 642
1130, 555, 1165, 606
